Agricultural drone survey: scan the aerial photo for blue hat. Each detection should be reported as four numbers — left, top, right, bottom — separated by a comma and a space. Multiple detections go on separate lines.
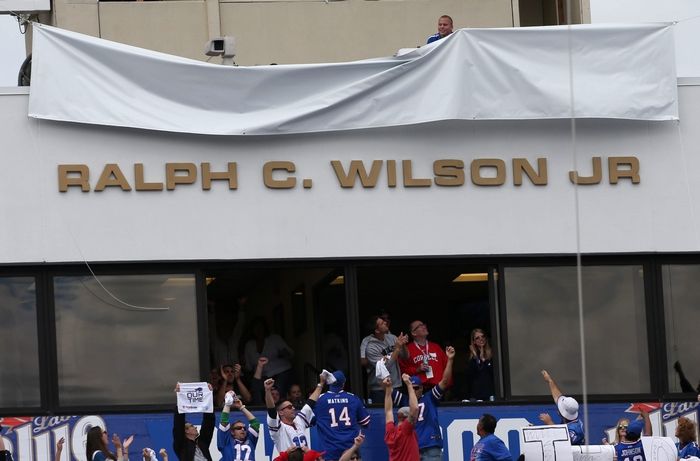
330, 371, 346, 391
626, 420, 644, 438
409, 376, 422, 387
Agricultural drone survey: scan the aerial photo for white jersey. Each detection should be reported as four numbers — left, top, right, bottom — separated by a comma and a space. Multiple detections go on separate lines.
267, 404, 315, 452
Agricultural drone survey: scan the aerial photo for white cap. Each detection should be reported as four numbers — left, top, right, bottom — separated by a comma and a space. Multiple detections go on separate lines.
557, 396, 579, 421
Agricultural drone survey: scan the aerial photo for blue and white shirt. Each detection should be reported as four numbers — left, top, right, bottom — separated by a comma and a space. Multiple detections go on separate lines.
314, 390, 370, 460
217, 420, 259, 461
395, 385, 444, 450
678, 441, 700, 459
615, 440, 645, 461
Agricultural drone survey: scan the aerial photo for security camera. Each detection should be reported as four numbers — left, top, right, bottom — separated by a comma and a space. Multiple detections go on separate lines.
205, 36, 235, 58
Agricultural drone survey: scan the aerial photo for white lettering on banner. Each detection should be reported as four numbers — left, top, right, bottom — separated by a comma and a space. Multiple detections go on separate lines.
52, 424, 70, 461
0, 437, 13, 455
16, 422, 33, 460
447, 418, 478, 461
522, 425, 573, 461
641, 437, 678, 461
33, 431, 51, 461
663, 402, 700, 420
572, 444, 614, 461
72, 416, 106, 461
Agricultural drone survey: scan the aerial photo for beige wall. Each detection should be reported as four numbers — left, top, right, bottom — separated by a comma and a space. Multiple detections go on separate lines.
39, 0, 589, 65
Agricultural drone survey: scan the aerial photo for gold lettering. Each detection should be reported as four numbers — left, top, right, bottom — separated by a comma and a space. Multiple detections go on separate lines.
471, 159, 506, 186
387, 160, 397, 188
95, 164, 132, 192
513, 158, 547, 186
609, 156, 640, 184
433, 159, 465, 186
58, 164, 90, 192
134, 163, 164, 191
403, 160, 432, 187
263, 161, 296, 189
166, 163, 197, 190
331, 160, 382, 188
569, 157, 602, 185
202, 162, 237, 190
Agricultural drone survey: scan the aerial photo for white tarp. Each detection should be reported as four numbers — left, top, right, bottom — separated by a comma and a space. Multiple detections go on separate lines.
28, 22, 678, 136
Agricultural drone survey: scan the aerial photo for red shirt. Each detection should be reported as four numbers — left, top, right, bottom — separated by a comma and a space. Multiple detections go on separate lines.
385, 421, 419, 461
399, 340, 449, 387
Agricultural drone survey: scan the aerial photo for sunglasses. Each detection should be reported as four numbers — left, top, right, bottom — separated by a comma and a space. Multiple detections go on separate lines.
412, 323, 426, 332
280, 404, 294, 411
618, 425, 628, 430
232, 426, 245, 430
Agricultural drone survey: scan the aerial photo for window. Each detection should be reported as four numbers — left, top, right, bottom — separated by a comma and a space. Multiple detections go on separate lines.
205, 266, 347, 404
0, 277, 40, 407
357, 264, 494, 402
54, 274, 199, 406
504, 265, 649, 396
662, 264, 700, 394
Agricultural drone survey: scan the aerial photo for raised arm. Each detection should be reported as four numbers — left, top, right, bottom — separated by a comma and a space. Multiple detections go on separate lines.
233, 364, 253, 403
55, 437, 65, 461
402, 374, 419, 424
389, 333, 408, 363
338, 435, 365, 461
383, 377, 394, 424
640, 409, 652, 436
438, 346, 455, 391
264, 378, 277, 410
541, 370, 562, 403
308, 373, 327, 402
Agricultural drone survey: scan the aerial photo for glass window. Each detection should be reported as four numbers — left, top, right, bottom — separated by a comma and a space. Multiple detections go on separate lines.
662, 264, 700, 394
504, 265, 649, 395
357, 264, 494, 402
54, 274, 199, 406
205, 267, 347, 406
0, 277, 40, 407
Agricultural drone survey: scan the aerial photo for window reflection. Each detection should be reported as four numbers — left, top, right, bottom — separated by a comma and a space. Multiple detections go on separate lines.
504, 265, 649, 395
0, 277, 40, 407
662, 265, 700, 394
54, 274, 198, 406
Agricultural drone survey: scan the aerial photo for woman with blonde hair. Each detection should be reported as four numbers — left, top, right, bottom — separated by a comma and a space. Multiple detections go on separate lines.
466, 328, 494, 401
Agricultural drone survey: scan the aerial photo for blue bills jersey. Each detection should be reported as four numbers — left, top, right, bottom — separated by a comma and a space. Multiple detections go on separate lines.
314, 391, 370, 460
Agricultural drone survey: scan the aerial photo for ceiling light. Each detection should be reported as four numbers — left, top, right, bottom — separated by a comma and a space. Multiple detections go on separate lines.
330, 275, 344, 285
452, 273, 489, 283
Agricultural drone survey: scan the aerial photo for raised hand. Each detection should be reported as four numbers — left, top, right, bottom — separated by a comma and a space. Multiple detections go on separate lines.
445, 346, 456, 359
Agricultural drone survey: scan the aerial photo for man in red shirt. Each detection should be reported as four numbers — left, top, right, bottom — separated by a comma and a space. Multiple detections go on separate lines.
384, 374, 419, 461
399, 321, 448, 388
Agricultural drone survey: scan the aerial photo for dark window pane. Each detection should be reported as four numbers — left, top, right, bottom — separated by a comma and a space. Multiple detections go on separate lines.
54, 274, 199, 406
505, 265, 649, 395
662, 265, 700, 394
0, 277, 40, 407
357, 265, 493, 402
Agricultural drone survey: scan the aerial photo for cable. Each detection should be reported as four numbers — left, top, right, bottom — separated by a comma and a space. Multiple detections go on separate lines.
564, 0, 590, 450
24, 120, 170, 312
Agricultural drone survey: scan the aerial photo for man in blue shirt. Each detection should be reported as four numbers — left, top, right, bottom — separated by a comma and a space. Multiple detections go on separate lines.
538, 370, 585, 445
218, 391, 260, 461
314, 371, 371, 461
393, 346, 455, 461
615, 420, 645, 461
470, 414, 512, 461
426, 15, 454, 44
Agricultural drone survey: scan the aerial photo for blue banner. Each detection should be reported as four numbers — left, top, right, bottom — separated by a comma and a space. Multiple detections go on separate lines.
1, 401, 697, 461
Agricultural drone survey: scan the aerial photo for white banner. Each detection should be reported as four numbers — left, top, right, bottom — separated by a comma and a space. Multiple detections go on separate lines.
176, 382, 213, 414
28, 22, 678, 136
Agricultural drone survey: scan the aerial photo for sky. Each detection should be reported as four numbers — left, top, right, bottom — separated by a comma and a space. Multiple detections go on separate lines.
0, 15, 25, 86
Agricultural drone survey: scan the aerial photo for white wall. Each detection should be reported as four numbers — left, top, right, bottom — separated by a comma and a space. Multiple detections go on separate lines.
590, 0, 700, 77
2, 87, 700, 263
